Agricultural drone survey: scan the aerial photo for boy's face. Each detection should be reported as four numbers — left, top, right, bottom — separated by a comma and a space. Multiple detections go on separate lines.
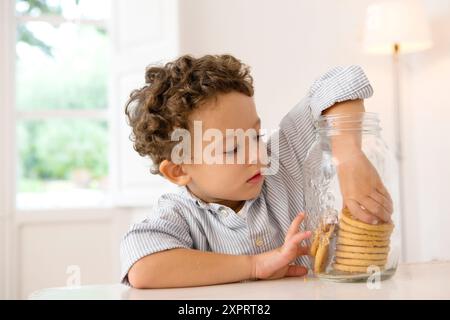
180, 91, 266, 209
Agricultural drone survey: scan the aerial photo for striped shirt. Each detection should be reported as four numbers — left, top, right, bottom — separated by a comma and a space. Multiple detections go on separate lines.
120, 65, 374, 285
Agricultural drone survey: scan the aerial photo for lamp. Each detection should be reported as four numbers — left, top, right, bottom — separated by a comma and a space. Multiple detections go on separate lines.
362, 0, 433, 261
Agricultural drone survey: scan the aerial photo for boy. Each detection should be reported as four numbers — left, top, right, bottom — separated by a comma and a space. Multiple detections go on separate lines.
121, 54, 393, 288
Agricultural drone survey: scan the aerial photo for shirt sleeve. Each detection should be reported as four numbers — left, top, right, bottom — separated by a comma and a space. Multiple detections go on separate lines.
263, 65, 374, 204
119, 196, 193, 285
268, 65, 374, 173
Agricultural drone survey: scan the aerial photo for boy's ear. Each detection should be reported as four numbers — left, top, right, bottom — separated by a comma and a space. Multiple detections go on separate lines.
159, 160, 191, 186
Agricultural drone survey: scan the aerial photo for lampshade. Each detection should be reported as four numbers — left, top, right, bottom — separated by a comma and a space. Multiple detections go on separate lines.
363, 0, 433, 54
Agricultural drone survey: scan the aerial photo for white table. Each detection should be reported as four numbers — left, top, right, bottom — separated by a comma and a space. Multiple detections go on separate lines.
29, 261, 450, 300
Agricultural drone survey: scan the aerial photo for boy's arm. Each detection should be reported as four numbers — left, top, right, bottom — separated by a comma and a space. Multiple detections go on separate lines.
322, 99, 393, 224
322, 98, 365, 152
127, 213, 311, 289
128, 249, 252, 288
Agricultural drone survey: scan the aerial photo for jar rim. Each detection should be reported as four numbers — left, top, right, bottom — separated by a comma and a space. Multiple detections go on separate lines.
317, 111, 379, 121
316, 112, 381, 135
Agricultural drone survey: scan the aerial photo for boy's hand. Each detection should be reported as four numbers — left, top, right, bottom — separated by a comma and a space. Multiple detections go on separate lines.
250, 213, 311, 280
336, 147, 393, 224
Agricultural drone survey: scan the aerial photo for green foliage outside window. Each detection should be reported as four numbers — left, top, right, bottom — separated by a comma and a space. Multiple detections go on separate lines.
16, 0, 110, 193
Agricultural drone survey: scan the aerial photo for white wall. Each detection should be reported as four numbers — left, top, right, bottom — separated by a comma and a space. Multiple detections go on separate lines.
403, 0, 450, 261
178, 0, 450, 263
14, 209, 135, 299
7, 206, 151, 299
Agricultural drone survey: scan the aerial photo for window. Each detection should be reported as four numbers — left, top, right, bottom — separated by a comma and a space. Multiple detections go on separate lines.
15, 0, 112, 209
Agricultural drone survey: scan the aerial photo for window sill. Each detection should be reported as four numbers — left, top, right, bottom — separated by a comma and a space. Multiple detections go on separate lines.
16, 190, 114, 211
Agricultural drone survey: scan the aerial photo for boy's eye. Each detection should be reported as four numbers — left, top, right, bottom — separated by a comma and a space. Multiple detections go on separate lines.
256, 133, 265, 141
224, 134, 265, 154
225, 146, 238, 154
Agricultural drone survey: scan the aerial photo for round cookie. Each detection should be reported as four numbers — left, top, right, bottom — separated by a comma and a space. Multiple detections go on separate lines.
338, 229, 390, 241
313, 224, 335, 274
310, 229, 321, 257
336, 244, 390, 254
339, 220, 392, 237
335, 250, 388, 260
335, 257, 387, 267
337, 237, 390, 247
333, 263, 385, 273
341, 209, 394, 232
314, 240, 329, 274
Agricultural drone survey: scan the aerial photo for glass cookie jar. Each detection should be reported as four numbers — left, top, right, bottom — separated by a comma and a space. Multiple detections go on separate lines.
303, 112, 400, 282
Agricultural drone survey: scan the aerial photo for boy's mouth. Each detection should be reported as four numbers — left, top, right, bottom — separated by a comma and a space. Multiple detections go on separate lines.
246, 171, 263, 184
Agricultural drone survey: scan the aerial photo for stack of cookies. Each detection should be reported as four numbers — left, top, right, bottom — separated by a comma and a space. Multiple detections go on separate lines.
333, 208, 394, 273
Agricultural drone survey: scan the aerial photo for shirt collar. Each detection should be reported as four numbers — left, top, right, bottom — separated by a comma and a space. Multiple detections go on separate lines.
178, 185, 257, 214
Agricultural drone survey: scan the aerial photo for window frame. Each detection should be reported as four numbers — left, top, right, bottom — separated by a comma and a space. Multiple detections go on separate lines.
0, 0, 17, 300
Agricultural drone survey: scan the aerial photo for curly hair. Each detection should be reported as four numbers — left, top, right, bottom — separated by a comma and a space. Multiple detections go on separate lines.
124, 54, 254, 175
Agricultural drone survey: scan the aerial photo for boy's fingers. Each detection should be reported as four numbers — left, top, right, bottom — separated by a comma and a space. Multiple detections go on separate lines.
377, 183, 393, 205
296, 245, 310, 257
285, 265, 308, 277
289, 230, 312, 246
369, 190, 393, 215
359, 196, 391, 223
283, 232, 311, 255
285, 212, 305, 241
346, 199, 379, 224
